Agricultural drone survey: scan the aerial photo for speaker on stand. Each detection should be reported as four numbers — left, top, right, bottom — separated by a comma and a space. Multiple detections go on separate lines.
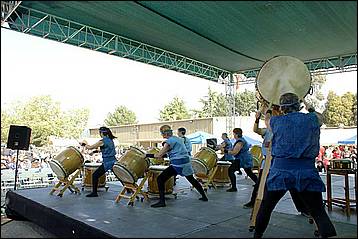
6, 125, 32, 190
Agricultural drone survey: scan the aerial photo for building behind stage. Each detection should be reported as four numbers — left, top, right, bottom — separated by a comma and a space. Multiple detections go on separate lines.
88, 116, 264, 153
88, 117, 357, 154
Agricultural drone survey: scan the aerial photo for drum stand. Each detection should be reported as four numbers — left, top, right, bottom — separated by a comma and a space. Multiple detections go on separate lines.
49, 169, 81, 197
193, 165, 219, 191
115, 173, 149, 206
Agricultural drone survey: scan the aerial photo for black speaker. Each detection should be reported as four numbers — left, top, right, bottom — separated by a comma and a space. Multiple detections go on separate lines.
7, 125, 32, 150
206, 138, 217, 150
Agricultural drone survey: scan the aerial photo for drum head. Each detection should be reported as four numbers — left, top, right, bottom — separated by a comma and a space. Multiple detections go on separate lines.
257, 56, 311, 106
112, 163, 135, 184
217, 161, 232, 165
84, 163, 102, 169
149, 165, 168, 171
192, 158, 208, 175
49, 160, 66, 179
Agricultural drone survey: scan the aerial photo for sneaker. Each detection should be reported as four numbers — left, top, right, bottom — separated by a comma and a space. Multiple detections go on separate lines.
151, 201, 166, 208
243, 202, 254, 209
226, 188, 238, 192
86, 192, 98, 197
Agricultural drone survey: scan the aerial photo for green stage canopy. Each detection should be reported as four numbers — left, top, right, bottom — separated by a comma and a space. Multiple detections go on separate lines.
3, 1, 357, 81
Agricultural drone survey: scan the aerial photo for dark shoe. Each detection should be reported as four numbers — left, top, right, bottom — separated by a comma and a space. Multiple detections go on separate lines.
300, 211, 310, 218
243, 201, 254, 209
151, 201, 166, 208
86, 192, 98, 197
199, 197, 208, 201
226, 188, 237, 192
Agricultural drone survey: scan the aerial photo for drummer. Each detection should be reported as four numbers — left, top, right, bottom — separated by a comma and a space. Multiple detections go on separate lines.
146, 125, 208, 207
253, 93, 336, 238
81, 126, 117, 197
224, 128, 258, 192
216, 133, 234, 161
177, 127, 192, 156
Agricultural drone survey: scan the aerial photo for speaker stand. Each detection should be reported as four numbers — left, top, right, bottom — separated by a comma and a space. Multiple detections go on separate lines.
13, 148, 20, 190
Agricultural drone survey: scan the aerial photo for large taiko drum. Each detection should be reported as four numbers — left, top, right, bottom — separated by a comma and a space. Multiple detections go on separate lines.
112, 146, 149, 184
192, 147, 218, 176
250, 145, 264, 169
147, 165, 174, 194
213, 160, 231, 184
256, 55, 312, 115
83, 162, 106, 188
147, 147, 165, 165
49, 146, 84, 179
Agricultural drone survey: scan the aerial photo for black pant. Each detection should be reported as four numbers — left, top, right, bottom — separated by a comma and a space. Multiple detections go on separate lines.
91, 164, 106, 193
254, 188, 337, 238
157, 165, 206, 202
249, 169, 308, 214
228, 160, 258, 189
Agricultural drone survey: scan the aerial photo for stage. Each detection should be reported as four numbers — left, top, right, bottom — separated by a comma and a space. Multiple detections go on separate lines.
3, 175, 357, 238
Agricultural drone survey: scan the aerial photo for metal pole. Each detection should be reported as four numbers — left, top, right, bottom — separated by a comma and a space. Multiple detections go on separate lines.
13, 145, 20, 190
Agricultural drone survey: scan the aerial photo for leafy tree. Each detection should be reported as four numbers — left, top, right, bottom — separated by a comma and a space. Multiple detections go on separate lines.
104, 105, 137, 126
62, 108, 90, 138
159, 97, 191, 121
323, 91, 356, 127
1, 95, 90, 146
352, 94, 357, 126
193, 88, 228, 118
235, 89, 256, 116
305, 75, 327, 112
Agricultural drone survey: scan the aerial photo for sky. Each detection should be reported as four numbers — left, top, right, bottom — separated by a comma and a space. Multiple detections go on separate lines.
1, 28, 357, 128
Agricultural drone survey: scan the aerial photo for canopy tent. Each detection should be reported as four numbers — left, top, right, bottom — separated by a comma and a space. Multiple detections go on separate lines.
230, 136, 262, 147
186, 131, 217, 145
2, 1, 356, 81
338, 135, 357, 145
320, 127, 357, 145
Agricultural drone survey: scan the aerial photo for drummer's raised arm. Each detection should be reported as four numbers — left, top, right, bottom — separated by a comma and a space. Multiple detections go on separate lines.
154, 143, 170, 158
83, 140, 103, 150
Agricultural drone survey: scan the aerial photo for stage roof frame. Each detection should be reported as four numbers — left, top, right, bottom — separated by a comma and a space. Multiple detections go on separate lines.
2, 1, 357, 82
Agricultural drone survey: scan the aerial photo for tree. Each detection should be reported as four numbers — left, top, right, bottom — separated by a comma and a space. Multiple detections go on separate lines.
193, 88, 228, 118
1, 95, 90, 146
235, 89, 256, 116
104, 105, 137, 126
62, 108, 90, 138
305, 75, 327, 112
159, 97, 191, 121
323, 91, 356, 127
352, 94, 357, 126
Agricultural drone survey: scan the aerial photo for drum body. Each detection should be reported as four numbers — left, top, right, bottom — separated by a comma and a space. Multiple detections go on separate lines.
49, 146, 84, 179
83, 163, 106, 187
112, 146, 149, 184
256, 55, 311, 112
192, 147, 218, 176
250, 145, 264, 169
147, 147, 164, 165
147, 165, 174, 194
213, 161, 231, 183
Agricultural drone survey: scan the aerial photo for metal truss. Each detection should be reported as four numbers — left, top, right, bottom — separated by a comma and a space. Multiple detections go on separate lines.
2, 4, 230, 82
1, 1, 21, 26
239, 53, 357, 83
225, 74, 236, 134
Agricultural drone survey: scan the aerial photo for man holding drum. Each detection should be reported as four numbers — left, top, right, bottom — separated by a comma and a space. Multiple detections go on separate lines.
146, 125, 208, 208
253, 93, 336, 238
245, 109, 310, 217
81, 127, 117, 197
224, 128, 258, 192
